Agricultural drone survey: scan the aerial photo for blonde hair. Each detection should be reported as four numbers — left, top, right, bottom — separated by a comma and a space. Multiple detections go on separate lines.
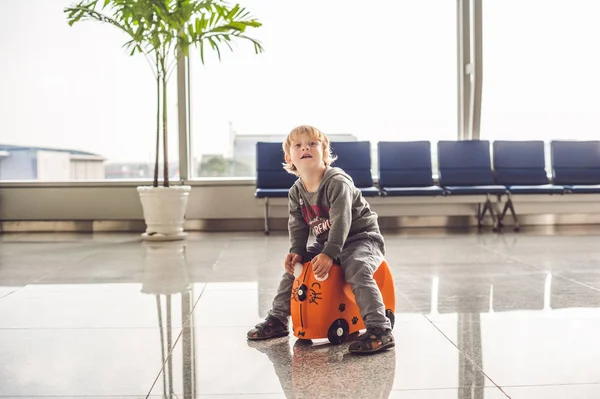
282, 125, 337, 175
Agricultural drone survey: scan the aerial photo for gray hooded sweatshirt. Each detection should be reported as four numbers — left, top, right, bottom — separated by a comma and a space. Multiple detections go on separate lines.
288, 167, 384, 261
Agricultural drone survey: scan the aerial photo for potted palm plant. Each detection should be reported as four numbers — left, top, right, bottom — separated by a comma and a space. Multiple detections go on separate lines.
65, 0, 263, 240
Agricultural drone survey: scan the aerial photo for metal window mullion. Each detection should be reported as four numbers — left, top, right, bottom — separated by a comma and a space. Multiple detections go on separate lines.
471, 0, 483, 140
457, 0, 472, 141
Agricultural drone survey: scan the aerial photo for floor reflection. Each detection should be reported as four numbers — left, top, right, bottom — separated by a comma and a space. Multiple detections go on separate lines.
247, 338, 396, 399
458, 313, 485, 399
141, 241, 197, 398
2, 230, 600, 398
113, 236, 600, 398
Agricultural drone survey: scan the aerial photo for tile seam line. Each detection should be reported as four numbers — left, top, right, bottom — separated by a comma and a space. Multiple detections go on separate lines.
420, 312, 512, 398
146, 283, 207, 398
0, 249, 100, 302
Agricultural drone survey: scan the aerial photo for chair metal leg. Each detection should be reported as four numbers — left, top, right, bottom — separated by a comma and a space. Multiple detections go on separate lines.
494, 195, 504, 231
264, 197, 270, 235
500, 193, 520, 231
499, 200, 509, 224
478, 194, 498, 230
487, 195, 498, 231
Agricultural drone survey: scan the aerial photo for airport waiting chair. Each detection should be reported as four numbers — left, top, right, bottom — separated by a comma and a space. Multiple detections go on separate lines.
330, 141, 380, 197
437, 140, 507, 229
255, 142, 297, 234
377, 141, 444, 196
551, 140, 600, 193
493, 140, 565, 231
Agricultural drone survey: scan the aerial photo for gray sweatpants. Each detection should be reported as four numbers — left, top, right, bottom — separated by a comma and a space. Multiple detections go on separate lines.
268, 232, 392, 330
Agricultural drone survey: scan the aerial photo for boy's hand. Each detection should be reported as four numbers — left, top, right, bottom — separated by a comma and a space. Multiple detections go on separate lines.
285, 253, 303, 274
312, 253, 333, 279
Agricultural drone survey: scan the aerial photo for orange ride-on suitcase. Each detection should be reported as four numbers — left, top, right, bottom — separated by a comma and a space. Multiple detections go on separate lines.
290, 260, 396, 344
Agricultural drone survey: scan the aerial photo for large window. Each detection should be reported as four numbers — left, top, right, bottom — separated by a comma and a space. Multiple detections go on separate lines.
481, 0, 600, 142
190, 0, 457, 178
0, 1, 179, 181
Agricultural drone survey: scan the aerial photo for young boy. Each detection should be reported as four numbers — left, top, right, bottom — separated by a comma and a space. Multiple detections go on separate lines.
247, 125, 394, 355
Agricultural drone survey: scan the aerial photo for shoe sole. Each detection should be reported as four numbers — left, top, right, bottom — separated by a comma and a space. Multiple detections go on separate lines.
348, 340, 395, 355
247, 331, 289, 341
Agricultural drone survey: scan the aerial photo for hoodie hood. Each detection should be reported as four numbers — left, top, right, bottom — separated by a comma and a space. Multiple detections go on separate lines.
294, 167, 351, 194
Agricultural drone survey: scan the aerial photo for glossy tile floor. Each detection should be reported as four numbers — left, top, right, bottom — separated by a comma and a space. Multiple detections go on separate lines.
1, 227, 600, 398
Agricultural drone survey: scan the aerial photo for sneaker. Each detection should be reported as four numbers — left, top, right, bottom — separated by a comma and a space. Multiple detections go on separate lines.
348, 327, 394, 355
247, 315, 289, 341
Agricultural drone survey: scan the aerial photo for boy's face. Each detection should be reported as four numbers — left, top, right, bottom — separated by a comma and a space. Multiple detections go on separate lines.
285, 132, 326, 175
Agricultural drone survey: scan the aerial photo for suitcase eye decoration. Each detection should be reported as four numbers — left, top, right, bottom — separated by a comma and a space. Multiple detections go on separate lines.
291, 280, 303, 303
293, 282, 309, 302
309, 282, 323, 305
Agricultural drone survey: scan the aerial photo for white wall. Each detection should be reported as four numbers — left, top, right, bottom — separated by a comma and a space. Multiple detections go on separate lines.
3, 182, 600, 232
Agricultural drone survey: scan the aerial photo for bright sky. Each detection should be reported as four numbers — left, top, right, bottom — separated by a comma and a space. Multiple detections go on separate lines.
0, 0, 598, 164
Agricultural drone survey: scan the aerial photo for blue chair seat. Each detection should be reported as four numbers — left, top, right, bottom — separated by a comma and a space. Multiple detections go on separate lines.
565, 184, 600, 194
359, 187, 381, 197
507, 185, 564, 195
382, 186, 445, 196
444, 185, 507, 195
255, 188, 289, 198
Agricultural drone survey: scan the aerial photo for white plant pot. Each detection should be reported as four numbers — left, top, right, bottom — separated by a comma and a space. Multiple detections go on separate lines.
137, 185, 191, 240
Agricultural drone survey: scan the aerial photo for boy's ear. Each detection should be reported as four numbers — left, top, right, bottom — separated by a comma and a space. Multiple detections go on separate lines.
284, 153, 292, 165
